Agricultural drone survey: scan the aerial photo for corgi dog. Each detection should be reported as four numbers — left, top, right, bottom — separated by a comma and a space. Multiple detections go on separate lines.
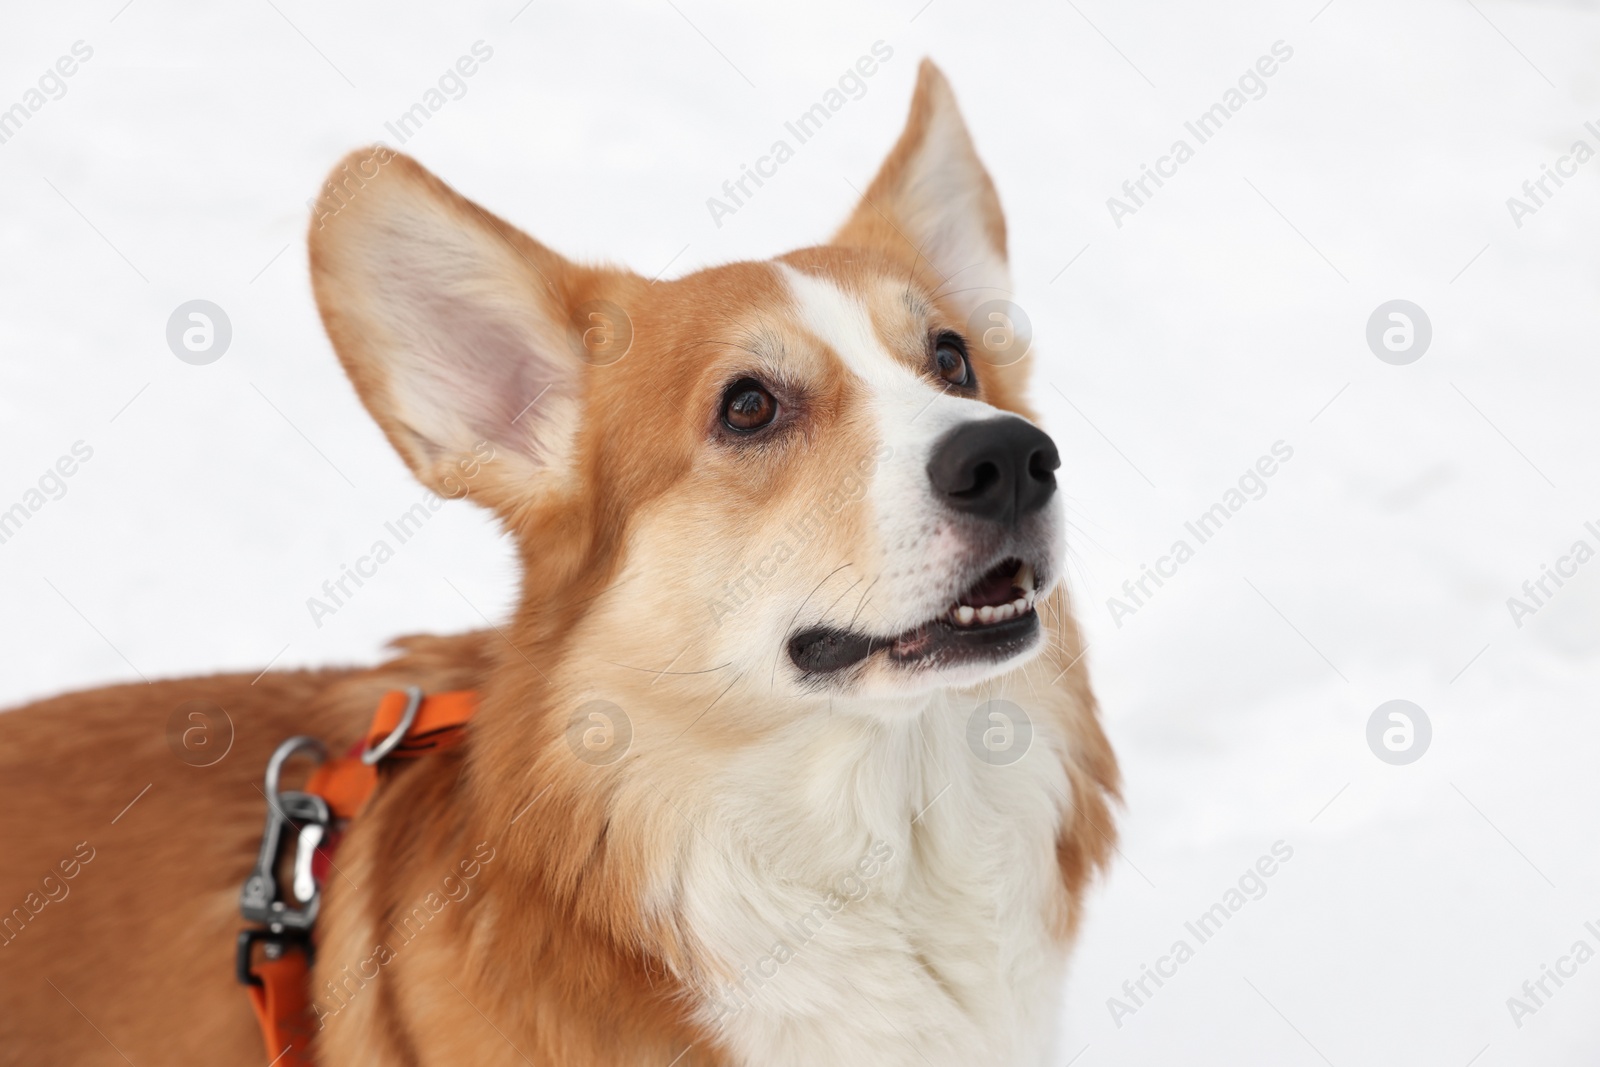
0, 60, 1117, 1066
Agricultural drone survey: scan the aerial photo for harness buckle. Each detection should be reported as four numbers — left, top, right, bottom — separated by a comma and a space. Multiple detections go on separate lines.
235, 927, 310, 988
237, 736, 330, 984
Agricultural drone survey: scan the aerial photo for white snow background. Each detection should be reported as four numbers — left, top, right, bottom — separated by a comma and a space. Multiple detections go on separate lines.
1, 1, 1597, 1063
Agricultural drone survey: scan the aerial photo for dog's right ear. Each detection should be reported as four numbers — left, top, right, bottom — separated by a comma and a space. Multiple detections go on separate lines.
309, 148, 626, 501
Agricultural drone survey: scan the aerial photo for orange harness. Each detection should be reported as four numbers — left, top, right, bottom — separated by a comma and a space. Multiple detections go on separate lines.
236, 688, 478, 1065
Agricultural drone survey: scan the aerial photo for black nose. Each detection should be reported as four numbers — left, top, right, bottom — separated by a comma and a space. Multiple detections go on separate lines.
927, 417, 1059, 527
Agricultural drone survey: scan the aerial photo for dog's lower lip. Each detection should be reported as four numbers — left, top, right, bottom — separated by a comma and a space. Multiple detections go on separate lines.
888, 610, 1039, 664
788, 559, 1043, 675
787, 627, 884, 674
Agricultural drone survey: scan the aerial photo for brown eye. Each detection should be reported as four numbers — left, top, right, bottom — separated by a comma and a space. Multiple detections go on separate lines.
933, 333, 972, 387
722, 378, 778, 432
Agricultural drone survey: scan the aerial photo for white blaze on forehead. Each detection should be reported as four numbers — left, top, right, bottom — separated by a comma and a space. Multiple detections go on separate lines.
779, 264, 1011, 634
778, 264, 926, 394
777, 261, 997, 435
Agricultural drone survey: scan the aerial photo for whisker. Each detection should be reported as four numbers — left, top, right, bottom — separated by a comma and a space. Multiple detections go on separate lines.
818, 576, 864, 620
679, 338, 763, 361
848, 576, 882, 630
602, 660, 734, 677
929, 261, 1007, 300
772, 562, 855, 687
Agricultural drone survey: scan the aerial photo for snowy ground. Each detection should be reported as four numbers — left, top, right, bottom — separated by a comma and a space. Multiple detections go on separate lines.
2, 0, 1598, 1063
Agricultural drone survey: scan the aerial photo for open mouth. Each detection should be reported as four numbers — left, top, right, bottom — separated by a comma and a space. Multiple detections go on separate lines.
788, 558, 1042, 676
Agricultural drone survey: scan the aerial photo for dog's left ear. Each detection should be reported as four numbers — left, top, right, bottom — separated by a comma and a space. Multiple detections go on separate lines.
834, 60, 1021, 379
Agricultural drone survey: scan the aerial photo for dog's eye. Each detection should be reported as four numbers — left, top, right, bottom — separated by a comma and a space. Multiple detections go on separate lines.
933, 333, 972, 388
722, 378, 778, 432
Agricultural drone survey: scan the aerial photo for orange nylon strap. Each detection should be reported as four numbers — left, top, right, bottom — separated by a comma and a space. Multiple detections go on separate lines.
247, 948, 315, 1066
303, 689, 479, 820
246, 689, 479, 1064
363, 688, 479, 759
303, 757, 376, 823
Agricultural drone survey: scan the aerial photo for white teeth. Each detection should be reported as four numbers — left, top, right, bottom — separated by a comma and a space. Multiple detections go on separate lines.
1014, 562, 1035, 596
948, 568, 1039, 629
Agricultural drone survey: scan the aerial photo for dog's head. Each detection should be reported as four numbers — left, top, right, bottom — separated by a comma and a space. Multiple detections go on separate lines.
310, 60, 1065, 709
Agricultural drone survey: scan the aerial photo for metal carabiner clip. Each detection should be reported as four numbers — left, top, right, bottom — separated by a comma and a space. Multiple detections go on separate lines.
237, 736, 331, 984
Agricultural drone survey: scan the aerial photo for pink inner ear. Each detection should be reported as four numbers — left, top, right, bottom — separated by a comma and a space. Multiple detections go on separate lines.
385, 272, 574, 468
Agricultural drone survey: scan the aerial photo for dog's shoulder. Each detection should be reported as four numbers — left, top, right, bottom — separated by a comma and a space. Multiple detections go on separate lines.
0, 630, 495, 1062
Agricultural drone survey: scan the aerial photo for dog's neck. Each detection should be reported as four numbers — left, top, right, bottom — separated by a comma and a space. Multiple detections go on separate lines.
673, 689, 1074, 1065
460, 640, 1082, 1066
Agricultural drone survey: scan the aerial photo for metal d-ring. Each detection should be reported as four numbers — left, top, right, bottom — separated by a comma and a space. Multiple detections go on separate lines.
362, 685, 423, 765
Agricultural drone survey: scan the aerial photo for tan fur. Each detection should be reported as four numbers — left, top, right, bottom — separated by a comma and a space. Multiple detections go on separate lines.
0, 59, 1116, 1066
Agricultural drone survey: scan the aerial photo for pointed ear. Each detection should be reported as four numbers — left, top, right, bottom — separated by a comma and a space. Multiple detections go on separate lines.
833, 60, 1012, 329
308, 148, 632, 500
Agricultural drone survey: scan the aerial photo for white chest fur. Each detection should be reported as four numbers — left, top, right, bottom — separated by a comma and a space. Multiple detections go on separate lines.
670, 692, 1075, 1067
